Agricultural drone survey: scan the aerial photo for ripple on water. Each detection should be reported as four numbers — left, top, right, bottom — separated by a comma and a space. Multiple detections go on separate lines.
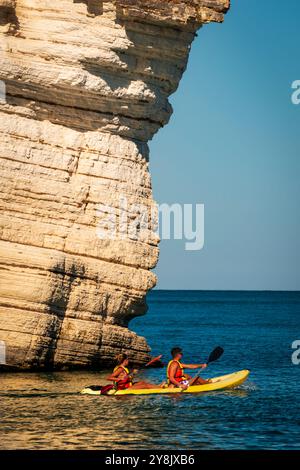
1, 291, 300, 449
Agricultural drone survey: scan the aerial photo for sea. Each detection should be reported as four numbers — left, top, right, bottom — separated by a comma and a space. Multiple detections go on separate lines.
0, 290, 299, 450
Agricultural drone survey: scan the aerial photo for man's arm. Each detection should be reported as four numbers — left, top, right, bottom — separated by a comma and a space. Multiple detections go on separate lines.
181, 363, 207, 370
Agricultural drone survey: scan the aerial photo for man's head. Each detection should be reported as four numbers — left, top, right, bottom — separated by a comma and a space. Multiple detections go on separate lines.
171, 347, 183, 360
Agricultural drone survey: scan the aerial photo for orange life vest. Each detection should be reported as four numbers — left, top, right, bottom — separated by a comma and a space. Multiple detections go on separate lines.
113, 365, 132, 390
167, 360, 187, 385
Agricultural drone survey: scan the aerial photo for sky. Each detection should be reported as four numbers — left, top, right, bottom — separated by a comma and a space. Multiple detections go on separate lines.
149, 0, 300, 291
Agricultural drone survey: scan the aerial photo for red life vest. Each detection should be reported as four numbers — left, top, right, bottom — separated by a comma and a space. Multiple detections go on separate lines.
167, 360, 187, 385
113, 365, 132, 390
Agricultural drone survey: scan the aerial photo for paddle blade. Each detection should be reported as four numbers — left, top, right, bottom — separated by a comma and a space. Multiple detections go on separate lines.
145, 355, 163, 367
207, 346, 224, 364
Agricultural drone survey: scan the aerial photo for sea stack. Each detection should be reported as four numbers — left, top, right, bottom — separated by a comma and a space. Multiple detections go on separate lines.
0, 0, 229, 369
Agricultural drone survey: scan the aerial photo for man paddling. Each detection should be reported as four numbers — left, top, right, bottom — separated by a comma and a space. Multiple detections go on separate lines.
167, 347, 210, 390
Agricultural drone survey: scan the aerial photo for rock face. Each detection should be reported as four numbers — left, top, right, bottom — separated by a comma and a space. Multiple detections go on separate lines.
0, 0, 229, 369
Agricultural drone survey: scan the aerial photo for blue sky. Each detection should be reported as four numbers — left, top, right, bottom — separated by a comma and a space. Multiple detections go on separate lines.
150, 0, 300, 290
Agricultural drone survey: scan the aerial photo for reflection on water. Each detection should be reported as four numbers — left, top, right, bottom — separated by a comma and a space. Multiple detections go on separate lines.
0, 370, 250, 450
221, 389, 250, 398
1, 291, 299, 449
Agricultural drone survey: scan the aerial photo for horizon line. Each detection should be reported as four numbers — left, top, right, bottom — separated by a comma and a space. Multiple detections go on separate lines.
151, 288, 300, 292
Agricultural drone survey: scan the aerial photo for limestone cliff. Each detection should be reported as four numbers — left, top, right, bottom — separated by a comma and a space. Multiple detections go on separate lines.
0, 0, 229, 369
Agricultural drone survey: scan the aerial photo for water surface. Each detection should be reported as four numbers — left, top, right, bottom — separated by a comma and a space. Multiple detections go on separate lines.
0, 290, 299, 449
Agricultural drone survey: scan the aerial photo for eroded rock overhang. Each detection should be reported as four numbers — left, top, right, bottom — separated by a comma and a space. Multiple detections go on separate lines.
0, 0, 229, 369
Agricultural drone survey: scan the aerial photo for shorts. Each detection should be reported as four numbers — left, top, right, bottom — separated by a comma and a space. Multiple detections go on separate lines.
180, 380, 189, 386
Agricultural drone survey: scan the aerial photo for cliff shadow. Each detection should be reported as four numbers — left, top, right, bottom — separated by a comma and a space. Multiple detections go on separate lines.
73, 0, 103, 16
0, 4, 20, 34
43, 261, 84, 369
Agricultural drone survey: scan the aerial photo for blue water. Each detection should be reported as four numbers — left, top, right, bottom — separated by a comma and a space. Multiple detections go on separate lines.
131, 290, 300, 449
0, 290, 299, 449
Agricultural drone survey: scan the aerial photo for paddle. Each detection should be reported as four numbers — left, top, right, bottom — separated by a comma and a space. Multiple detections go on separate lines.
207, 346, 224, 365
188, 346, 224, 387
131, 354, 163, 379
145, 355, 163, 368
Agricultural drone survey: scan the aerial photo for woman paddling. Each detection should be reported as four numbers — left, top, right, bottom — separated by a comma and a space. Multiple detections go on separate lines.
107, 353, 157, 390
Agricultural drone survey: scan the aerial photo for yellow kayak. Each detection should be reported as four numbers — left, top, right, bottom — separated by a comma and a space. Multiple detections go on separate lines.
80, 369, 249, 396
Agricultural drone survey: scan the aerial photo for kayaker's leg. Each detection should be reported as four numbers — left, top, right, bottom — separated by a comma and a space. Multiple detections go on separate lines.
130, 381, 157, 389
192, 377, 211, 385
